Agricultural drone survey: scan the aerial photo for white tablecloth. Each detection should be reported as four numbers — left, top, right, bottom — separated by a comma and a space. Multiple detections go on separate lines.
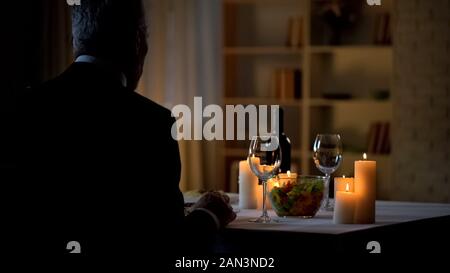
227, 200, 450, 235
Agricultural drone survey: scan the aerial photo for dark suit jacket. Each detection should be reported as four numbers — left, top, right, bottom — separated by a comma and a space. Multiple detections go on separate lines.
15, 62, 216, 262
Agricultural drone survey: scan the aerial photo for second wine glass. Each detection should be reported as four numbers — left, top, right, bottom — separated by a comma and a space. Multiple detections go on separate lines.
313, 134, 343, 211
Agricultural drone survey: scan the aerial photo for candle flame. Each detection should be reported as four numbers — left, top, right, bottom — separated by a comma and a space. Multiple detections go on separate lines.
343, 175, 346, 178
363, 153, 367, 160
287, 170, 291, 178
345, 183, 350, 192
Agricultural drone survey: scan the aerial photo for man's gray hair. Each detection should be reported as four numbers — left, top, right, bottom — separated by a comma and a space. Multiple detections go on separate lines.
71, 0, 146, 58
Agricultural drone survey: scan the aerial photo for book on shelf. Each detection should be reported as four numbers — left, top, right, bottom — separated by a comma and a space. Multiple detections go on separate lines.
229, 160, 240, 193
367, 122, 391, 154
293, 69, 302, 99
286, 16, 303, 48
374, 13, 392, 45
273, 68, 302, 100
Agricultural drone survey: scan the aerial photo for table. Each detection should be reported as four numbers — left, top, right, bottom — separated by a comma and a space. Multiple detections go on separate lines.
228, 200, 450, 234
218, 200, 450, 257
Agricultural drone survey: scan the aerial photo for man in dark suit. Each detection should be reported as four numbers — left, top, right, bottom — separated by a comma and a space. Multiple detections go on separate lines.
16, 0, 235, 261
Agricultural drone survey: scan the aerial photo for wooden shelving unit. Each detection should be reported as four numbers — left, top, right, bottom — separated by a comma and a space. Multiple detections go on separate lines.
224, 46, 303, 55
310, 45, 392, 54
223, 97, 302, 107
308, 98, 392, 107
221, 0, 393, 192
223, 147, 303, 158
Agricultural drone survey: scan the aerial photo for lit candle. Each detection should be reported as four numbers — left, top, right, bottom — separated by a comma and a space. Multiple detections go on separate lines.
239, 158, 261, 209
277, 171, 298, 193
266, 171, 297, 210
256, 163, 274, 209
334, 183, 356, 224
278, 170, 298, 182
334, 175, 354, 199
260, 164, 273, 173
249, 155, 261, 172
261, 171, 297, 209
354, 153, 377, 224
266, 178, 276, 209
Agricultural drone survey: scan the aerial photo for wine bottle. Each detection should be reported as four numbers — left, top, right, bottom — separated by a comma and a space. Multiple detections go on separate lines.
278, 108, 291, 173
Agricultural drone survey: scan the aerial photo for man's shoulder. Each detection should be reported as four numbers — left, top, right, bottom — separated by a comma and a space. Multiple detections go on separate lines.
19, 65, 173, 121
127, 91, 173, 120
17, 68, 74, 100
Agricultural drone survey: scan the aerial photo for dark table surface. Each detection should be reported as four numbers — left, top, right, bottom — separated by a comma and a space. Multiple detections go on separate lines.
216, 200, 450, 257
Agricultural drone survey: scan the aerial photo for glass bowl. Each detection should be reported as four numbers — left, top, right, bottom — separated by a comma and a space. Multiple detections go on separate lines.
269, 175, 327, 218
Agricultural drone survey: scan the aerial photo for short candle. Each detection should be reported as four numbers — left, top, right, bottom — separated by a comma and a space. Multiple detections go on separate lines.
334, 175, 354, 199
267, 171, 297, 209
334, 183, 356, 224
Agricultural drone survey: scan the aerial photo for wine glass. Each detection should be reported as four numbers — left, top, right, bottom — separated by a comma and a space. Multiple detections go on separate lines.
313, 134, 342, 211
248, 135, 282, 223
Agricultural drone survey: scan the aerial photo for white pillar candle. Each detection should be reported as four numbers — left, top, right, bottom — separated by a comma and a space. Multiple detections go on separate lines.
334, 183, 356, 224
239, 158, 261, 209
266, 178, 276, 209
354, 153, 377, 224
256, 164, 274, 210
334, 176, 354, 199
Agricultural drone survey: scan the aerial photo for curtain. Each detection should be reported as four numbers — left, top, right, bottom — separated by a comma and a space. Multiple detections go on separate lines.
40, 0, 73, 82
139, 0, 223, 192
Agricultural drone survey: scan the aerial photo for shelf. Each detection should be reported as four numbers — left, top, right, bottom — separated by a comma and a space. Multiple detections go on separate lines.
224, 0, 298, 5
222, 0, 394, 188
223, 148, 248, 157
309, 150, 391, 158
224, 97, 302, 107
310, 45, 392, 54
224, 47, 303, 55
308, 98, 391, 107
224, 148, 302, 158
345, 151, 391, 159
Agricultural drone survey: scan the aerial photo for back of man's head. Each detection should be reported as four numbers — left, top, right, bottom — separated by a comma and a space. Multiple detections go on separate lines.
72, 0, 145, 59
71, 0, 147, 89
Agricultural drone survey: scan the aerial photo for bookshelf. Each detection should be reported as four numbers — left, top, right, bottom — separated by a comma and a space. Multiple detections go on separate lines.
224, 46, 303, 55
310, 45, 392, 54
221, 0, 393, 195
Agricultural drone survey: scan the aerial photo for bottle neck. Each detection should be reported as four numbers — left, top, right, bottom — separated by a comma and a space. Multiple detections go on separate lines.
278, 108, 285, 133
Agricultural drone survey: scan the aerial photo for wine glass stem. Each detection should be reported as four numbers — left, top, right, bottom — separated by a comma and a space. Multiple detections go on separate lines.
262, 180, 268, 218
325, 174, 331, 206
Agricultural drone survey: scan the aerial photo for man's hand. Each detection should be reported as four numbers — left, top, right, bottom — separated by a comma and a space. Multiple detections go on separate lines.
191, 191, 236, 228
